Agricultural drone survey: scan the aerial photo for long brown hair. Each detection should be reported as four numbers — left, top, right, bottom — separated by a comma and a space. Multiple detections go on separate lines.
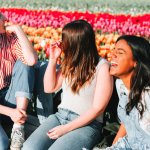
61, 20, 99, 94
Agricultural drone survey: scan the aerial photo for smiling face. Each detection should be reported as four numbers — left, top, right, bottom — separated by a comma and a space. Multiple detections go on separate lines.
110, 39, 137, 80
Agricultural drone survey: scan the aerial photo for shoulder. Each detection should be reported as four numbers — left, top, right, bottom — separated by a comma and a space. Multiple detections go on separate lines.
96, 58, 113, 85
96, 58, 110, 71
98, 58, 109, 66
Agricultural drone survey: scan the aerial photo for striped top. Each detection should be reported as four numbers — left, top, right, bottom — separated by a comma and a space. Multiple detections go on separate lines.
0, 32, 25, 90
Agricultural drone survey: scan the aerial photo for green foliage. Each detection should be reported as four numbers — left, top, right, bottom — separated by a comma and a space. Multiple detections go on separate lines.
0, 0, 150, 15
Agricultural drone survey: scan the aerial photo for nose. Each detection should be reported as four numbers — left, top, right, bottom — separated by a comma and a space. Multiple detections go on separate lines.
110, 49, 117, 59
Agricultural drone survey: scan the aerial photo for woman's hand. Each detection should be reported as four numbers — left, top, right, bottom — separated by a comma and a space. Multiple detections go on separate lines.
9, 108, 27, 124
47, 125, 68, 139
49, 41, 62, 60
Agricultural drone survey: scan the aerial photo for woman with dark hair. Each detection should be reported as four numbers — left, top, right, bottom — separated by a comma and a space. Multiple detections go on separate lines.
107, 35, 150, 149
22, 20, 113, 150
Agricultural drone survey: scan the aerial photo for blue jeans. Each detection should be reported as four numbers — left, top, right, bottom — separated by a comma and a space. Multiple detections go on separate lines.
0, 60, 35, 150
34, 61, 53, 124
0, 60, 53, 150
0, 124, 9, 150
22, 108, 102, 150
4, 60, 35, 107
0, 87, 9, 150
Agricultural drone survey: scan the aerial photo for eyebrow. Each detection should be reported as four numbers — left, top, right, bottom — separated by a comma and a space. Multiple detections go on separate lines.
117, 48, 126, 52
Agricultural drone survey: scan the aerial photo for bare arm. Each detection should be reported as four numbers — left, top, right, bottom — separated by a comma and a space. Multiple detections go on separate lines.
44, 59, 63, 93
112, 123, 126, 145
0, 104, 13, 116
44, 41, 63, 93
6, 25, 38, 66
47, 63, 114, 139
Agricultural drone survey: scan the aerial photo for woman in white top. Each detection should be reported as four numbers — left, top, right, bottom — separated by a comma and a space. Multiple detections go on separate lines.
22, 20, 113, 150
107, 35, 150, 150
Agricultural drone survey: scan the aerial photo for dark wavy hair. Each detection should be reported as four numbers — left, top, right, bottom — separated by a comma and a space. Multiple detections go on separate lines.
61, 20, 99, 93
116, 35, 150, 117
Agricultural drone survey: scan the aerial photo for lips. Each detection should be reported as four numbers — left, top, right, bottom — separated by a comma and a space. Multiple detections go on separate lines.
110, 61, 118, 67
109, 61, 119, 76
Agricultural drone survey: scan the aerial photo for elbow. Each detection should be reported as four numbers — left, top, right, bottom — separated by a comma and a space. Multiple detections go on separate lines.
44, 86, 54, 93
44, 89, 54, 93
44, 88, 51, 93
27, 57, 38, 66
100, 108, 105, 114
93, 106, 105, 116
28, 60, 37, 66
97, 108, 105, 115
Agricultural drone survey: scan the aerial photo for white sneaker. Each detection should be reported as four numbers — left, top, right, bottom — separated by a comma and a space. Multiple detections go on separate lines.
10, 128, 25, 150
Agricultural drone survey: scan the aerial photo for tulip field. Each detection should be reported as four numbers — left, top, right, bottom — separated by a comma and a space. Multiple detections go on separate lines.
0, 0, 150, 148
0, 0, 150, 62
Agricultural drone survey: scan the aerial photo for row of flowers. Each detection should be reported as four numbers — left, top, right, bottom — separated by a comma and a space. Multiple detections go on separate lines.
20, 25, 118, 61
1, 0, 150, 15
1, 8, 150, 38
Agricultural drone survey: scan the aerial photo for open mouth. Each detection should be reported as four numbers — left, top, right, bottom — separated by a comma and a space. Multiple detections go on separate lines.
110, 61, 118, 67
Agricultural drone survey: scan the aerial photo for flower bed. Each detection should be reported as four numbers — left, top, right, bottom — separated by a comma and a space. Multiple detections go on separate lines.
1, 0, 150, 15
1, 8, 150, 37
0, 8, 149, 61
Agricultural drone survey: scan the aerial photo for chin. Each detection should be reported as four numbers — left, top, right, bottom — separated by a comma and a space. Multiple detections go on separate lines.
110, 72, 117, 76
110, 70, 121, 79
109, 67, 116, 75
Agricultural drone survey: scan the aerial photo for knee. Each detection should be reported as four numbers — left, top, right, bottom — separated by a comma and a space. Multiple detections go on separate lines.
22, 141, 31, 150
14, 60, 35, 74
22, 141, 36, 150
13, 60, 35, 82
